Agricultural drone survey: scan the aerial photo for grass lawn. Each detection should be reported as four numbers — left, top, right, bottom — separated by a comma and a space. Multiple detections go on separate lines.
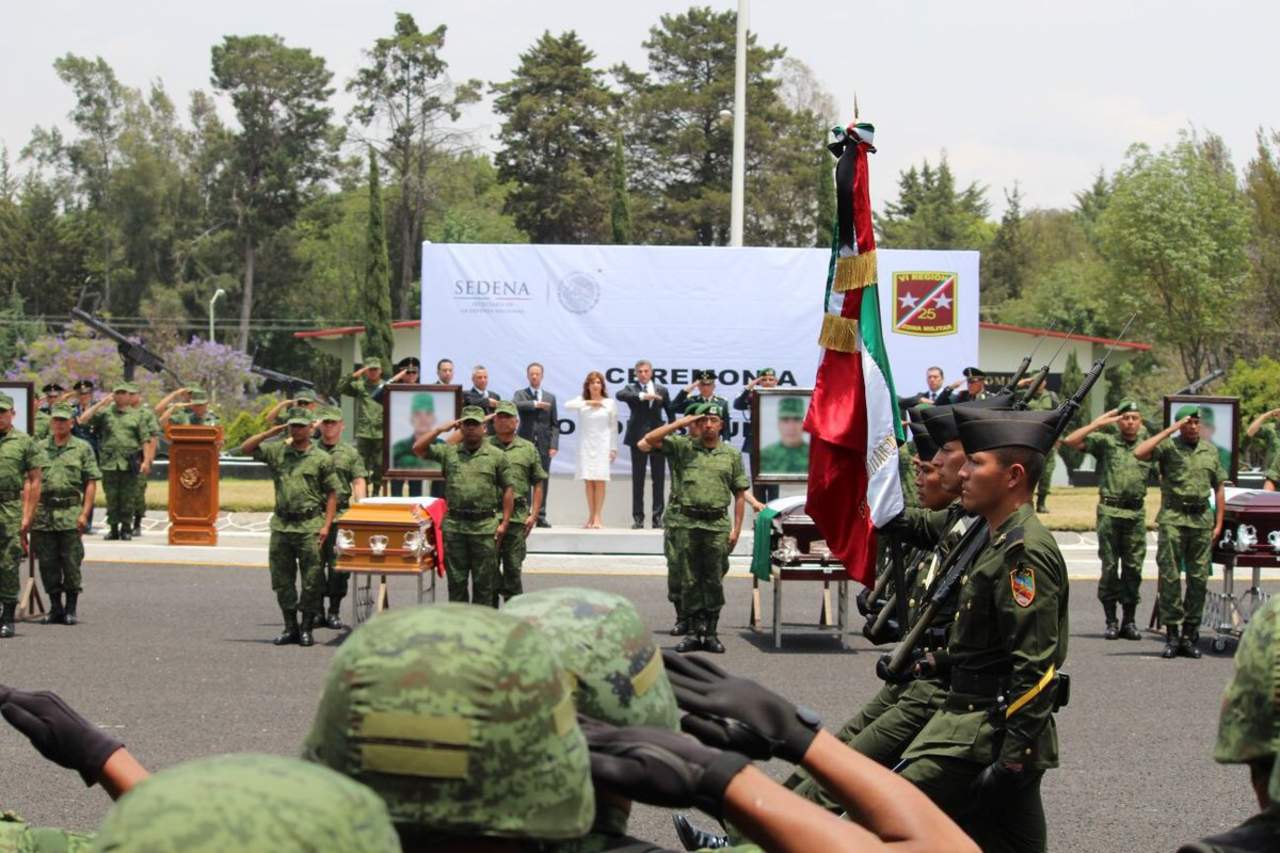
97, 478, 277, 513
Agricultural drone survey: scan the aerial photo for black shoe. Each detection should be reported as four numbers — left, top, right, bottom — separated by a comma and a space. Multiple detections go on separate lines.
131, 520, 143, 536
672, 814, 731, 850
1178, 633, 1202, 659
702, 635, 725, 654
652, 515, 664, 529
120, 529, 132, 541
42, 593, 64, 625
1161, 626, 1179, 659
299, 614, 315, 647
1036, 500, 1049, 513
326, 610, 346, 630
536, 520, 551, 528
274, 611, 301, 646
0, 603, 16, 638
1103, 621, 1119, 640
671, 619, 687, 636
674, 635, 702, 653
104, 526, 120, 541
1120, 622, 1141, 641
631, 520, 644, 529
63, 593, 78, 626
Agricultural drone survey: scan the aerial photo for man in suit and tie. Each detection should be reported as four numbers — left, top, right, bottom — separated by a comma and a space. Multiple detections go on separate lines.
513, 362, 558, 527
463, 365, 501, 434
921, 366, 945, 402
617, 359, 670, 529
671, 370, 731, 442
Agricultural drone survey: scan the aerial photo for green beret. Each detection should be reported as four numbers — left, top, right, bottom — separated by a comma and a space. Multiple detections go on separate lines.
684, 401, 706, 417
1174, 404, 1201, 421
702, 403, 726, 420
1116, 400, 1139, 414
495, 401, 518, 417
1197, 405, 1216, 426
0, 394, 14, 412
459, 405, 486, 423
777, 397, 806, 419
50, 404, 75, 420
410, 393, 435, 415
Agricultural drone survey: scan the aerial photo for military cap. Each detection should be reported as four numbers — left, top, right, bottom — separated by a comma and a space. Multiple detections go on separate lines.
777, 397, 806, 419
318, 406, 343, 422
505, 587, 680, 731
0, 394, 13, 412
683, 401, 707, 417
110, 383, 129, 394
458, 405, 487, 424
41, 382, 64, 394
286, 407, 315, 427
962, 367, 986, 380
757, 367, 776, 378
395, 356, 421, 372
702, 402, 727, 420
1197, 405, 1216, 426
49, 404, 75, 420
73, 379, 94, 392
694, 369, 716, 383
90, 753, 400, 853
302, 604, 594, 840
908, 421, 939, 462
1213, 597, 1280, 801
294, 389, 318, 403
410, 393, 435, 415
357, 357, 385, 371
187, 387, 209, 403
955, 407, 1058, 455
919, 397, 1010, 448
1174, 404, 1201, 421
495, 401, 518, 417
1115, 400, 1139, 415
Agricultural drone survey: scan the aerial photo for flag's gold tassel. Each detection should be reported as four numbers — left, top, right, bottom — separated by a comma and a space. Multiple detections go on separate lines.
818, 314, 860, 353
832, 250, 877, 292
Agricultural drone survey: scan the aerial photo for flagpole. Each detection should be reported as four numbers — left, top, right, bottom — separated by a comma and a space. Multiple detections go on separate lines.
729, 0, 747, 247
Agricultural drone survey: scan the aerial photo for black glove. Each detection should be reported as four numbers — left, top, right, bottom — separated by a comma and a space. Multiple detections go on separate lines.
0, 686, 124, 786
579, 716, 750, 819
662, 650, 820, 763
971, 761, 1030, 798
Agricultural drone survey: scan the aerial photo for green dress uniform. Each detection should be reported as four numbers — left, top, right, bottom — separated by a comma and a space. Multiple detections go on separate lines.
0, 413, 46, 633
318, 429, 368, 617
32, 423, 100, 617
88, 397, 146, 535
1024, 389, 1059, 510
253, 438, 341, 630
420, 422, 514, 608
336, 366, 386, 494
1083, 428, 1152, 625
660, 433, 748, 644
131, 404, 161, 529
1151, 432, 1226, 638
489, 426, 547, 602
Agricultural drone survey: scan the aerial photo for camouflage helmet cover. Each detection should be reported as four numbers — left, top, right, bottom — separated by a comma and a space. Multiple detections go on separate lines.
504, 587, 680, 731
90, 753, 399, 852
1213, 596, 1280, 800
302, 603, 594, 840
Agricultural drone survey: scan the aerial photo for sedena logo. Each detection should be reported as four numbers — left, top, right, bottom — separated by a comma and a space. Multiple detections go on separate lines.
891, 271, 957, 336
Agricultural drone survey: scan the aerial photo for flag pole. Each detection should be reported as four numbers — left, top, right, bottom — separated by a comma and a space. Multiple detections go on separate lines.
729, 0, 748, 247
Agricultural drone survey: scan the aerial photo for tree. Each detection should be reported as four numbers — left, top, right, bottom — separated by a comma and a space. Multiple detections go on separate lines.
876, 155, 992, 250
210, 34, 339, 351
361, 149, 394, 368
1242, 130, 1280, 356
610, 132, 633, 244
1098, 131, 1252, 380
347, 13, 480, 319
492, 30, 616, 243
815, 153, 835, 248
985, 184, 1030, 303
1074, 169, 1110, 251
1057, 350, 1087, 472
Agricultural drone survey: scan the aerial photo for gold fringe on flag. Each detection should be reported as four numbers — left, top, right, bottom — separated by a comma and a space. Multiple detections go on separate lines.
818, 313, 860, 353
832, 250, 878, 292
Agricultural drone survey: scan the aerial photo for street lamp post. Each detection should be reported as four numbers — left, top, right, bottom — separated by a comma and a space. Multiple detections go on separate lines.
209, 289, 226, 343
729, 0, 748, 247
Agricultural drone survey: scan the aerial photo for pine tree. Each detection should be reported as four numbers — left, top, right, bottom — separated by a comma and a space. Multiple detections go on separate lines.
610, 132, 633, 244
815, 153, 835, 247
361, 148, 394, 368
986, 184, 1030, 303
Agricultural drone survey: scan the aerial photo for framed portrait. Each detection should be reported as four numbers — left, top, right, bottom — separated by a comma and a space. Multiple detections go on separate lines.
1163, 394, 1239, 482
0, 382, 34, 436
751, 387, 813, 483
383, 384, 462, 480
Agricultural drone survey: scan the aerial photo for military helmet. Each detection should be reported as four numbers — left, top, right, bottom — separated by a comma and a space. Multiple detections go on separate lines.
302, 603, 594, 840
505, 587, 680, 731
90, 753, 399, 852
1214, 597, 1280, 800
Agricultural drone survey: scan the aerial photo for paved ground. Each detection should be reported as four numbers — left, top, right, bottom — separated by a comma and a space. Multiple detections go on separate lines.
0, 561, 1268, 851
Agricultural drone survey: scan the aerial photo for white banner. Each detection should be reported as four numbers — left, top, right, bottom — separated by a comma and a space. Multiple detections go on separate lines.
420, 244, 978, 475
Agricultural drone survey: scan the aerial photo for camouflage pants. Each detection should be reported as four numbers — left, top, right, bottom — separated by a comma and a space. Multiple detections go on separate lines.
1096, 512, 1147, 607
268, 530, 324, 618
901, 756, 1046, 853
443, 530, 499, 608
0, 526, 21, 605
32, 530, 84, 597
664, 524, 689, 616
101, 470, 136, 529
681, 527, 729, 630
1156, 522, 1212, 630
320, 526, 348, 606
356, 437, 383, 495
497, 524, 527, 602
1037, 451, 1055, 502
132, 472, 147, 521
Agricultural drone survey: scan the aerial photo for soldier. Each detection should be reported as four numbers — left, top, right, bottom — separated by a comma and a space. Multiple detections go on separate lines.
70, 380, 99, 535
1135, 405, 1226, 660
1177, 597, 1280, 851
0, 393, 45, 639
158, 387, 220, 427
316, 407, 367, 629
896, 406, 1068, 853
32, 404, 99, 627
79, 383, 150, 542
266, 388, 320, 426
758, 396, 810, 476
240, 409, 340, 647
640, 402, 749, 654
670, 369, 731, 442
489, 401, 546, 602
412, 405, 514, 606
336, 358, 386, 495
1244, 406, 1280, 491
1063, 401, 1152, 640
936, 366, 991, 405
127, 387, 160, 537
1022, 383, 1059, 513
375, 356, 425, 498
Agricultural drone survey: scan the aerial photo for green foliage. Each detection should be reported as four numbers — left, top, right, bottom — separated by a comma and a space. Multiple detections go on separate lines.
876, 155, 992, 250
1241, 130, 1280, 358
1058, 350, 1087, 471
361, 149, 393, 368
0, 290, 45, 366
610, 133, 633, 244
222, 410, 269, 453
815, 155, 835, 248
1221, 356, 1280, 430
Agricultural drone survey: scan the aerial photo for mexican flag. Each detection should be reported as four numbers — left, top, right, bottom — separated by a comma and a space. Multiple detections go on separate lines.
803, 122, 904, 586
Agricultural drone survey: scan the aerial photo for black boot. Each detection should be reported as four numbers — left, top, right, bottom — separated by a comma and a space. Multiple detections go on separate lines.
1178, 627, 1202, 659
273, 611, 301, 646
1161, 625, 1179, 659
104, 524, 120, 541
1120, 604, 1141, 640
672, 814, 730, 850
675, 615, 702, 653
299, 613, 315, 647
671, 612, 687, 636
702, 615, 725, 654
42, 593, 65, 625
63, 593, 79, 625
0, 603, 16, 638
120, 526, 132, 541
132, 515, 143, 536
326, 606, 346, 630
1102, 601, 1119, 640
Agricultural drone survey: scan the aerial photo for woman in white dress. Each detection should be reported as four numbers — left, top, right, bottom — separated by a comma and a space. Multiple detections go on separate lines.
565, 371, 618, 528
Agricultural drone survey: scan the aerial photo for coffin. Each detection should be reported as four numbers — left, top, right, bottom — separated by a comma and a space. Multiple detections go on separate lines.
334, 497, 438, 576
1212, 488, 1280, 568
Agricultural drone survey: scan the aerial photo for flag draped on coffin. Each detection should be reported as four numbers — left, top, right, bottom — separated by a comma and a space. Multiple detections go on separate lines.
803, 121, 904, 586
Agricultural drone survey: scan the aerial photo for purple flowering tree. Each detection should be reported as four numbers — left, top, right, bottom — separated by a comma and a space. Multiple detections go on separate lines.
5, 322, 165, 400
163, 338, 263, 419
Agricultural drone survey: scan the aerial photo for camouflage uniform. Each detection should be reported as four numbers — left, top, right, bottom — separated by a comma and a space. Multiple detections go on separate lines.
318, 410, 368, 617
1082, 429, 1151, 622
336, 362, 386, 495
1251, 421, 1280, 487
420, 412, 514, 607
302, 603, 595, 842
489, 405, 547, 601
1024, 389, 1059, 511
0, 812, 93, 852
1151, 433, 1226, 636
92, 753, 400, 852
87, 392, 145, 536
129, 403, 160, 531
32, 408, 100, 615
253, 428, 340, 630
0, 401, 45, 634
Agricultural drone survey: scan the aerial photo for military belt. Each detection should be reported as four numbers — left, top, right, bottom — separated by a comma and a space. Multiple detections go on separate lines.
0, 489, 21, 502
275, 508, 322, 523
1166, 496, 1208, 514
40, 495, 82, 508
1099, 495, 1144, 510
683, 506, 726, 521
948, 669, 1007, 698
512, 497, 528, 509
449, 507, 497, 521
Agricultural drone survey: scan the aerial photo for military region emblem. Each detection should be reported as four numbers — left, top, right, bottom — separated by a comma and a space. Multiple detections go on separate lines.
1011, 565, 1036, 608
892, 271, 957, 336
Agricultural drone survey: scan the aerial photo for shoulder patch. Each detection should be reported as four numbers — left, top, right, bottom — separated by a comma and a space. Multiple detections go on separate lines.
1011, 565, 1035, 607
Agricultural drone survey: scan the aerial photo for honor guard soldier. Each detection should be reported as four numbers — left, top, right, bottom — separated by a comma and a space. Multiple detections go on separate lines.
1063, 401, 1152, 640
337, 358, 387, 495
897, 406, 1069, 853
79, 383, 152, 542
0, 393, 46, 638
412, 405, 515, 607
489, 401, 546, 602
1135, 404, 1226, 659
316, 406, 367, 629
32, 404, 100, 626
240, 408, 340, 647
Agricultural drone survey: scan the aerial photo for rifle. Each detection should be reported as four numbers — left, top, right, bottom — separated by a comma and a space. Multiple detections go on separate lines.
1174, 369, 1225, 396
70, 308, 181, 384
1014, 327, 1077, 407
877, 314, 1138, 681
999, 322, 1055, 396
250, 364, 315, 397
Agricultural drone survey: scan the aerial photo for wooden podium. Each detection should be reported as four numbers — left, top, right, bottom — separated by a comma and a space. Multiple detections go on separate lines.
165, 424, 222, 545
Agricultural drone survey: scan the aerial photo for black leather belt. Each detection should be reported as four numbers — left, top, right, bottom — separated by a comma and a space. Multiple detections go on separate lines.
1100, 495, 1143, 510
40, 495, 82, 508
949, 669, 1006, 698
1167, 497, 1208, 514
684, 506, 726, 521
450, 507, 497, 521
275, 508, 321, 523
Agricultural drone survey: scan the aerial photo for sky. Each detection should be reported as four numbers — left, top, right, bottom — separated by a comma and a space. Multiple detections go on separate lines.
3, 0, 1275, 218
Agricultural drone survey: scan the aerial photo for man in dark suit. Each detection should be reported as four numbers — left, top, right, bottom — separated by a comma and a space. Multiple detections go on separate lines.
671, 370, 731, 442
462, 365, 501, 435
920, 365, 945, 402
616, 359, 670, 529
513, 362, 558, 527
733, 367, 779, 503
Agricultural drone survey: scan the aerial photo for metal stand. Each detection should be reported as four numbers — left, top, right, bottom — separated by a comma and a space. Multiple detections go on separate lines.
17, 553, 45, 622
767, 564, 848, 649
1203, 554, 1271, 653
348, 568, 434, 626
